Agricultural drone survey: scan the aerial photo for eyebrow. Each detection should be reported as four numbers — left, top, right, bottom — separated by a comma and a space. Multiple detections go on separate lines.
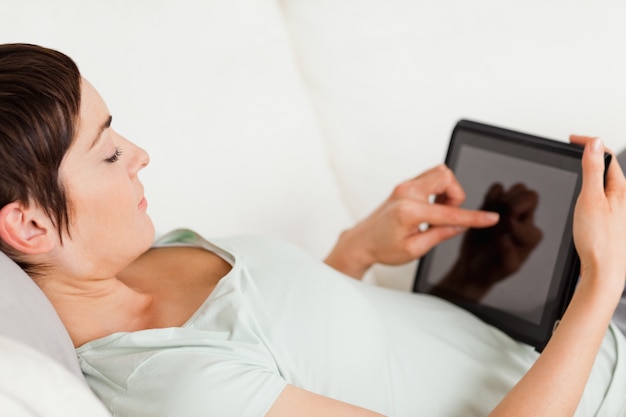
89, 115, 113, 150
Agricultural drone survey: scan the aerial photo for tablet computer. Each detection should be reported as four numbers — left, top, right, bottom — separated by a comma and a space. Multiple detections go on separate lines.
412, 119, 611, 351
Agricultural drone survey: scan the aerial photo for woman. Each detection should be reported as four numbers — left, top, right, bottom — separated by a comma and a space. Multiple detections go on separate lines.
0, 43, 624, 417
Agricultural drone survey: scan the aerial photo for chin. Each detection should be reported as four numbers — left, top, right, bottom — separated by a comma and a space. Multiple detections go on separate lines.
130, 215, 156, 257
143, 217, 157, 247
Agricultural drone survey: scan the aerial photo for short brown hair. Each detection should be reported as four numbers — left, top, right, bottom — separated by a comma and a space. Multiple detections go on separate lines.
0, 43, 81, 273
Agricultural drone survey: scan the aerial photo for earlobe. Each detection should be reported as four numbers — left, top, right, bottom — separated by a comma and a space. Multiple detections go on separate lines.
0, 202, 55, 254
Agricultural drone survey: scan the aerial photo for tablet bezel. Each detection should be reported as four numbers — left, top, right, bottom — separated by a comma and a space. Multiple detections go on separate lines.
412, 119, 610, 351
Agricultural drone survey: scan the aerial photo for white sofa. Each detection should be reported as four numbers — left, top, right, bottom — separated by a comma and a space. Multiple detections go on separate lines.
2, 0, 626, 415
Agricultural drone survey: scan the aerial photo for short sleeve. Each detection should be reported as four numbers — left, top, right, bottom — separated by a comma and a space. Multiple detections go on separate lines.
106, 349, 287, 417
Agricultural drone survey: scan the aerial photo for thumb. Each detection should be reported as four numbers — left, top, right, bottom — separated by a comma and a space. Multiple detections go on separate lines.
579, 137, 606, 199
407, 226, 464, 256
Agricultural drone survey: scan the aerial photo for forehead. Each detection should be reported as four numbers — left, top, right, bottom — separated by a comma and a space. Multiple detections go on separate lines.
73, 79, 110, 150
79, 79, 108, 122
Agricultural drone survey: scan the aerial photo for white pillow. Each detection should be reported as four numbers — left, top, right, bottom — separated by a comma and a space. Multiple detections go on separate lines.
0, 251, 83, 380
0, 335, 110, 416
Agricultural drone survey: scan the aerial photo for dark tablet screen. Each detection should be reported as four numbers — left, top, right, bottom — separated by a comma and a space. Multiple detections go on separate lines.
412, 120, 608, 350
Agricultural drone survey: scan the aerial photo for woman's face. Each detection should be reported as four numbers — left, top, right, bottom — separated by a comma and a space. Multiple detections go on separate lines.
56, 79, 155, 277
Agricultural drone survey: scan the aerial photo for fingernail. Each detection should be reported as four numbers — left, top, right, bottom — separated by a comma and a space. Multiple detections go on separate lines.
485, 212, 500, 222
591, 137, 603, 153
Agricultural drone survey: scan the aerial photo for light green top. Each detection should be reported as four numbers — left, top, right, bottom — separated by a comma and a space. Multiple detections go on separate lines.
77, 229, 626, 417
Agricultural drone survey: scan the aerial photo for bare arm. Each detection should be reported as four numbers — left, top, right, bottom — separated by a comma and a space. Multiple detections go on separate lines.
266, 385, 386, 417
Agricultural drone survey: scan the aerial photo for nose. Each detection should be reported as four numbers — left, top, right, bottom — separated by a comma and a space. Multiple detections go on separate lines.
120, 135, 150, 177
134, 145, 150, 173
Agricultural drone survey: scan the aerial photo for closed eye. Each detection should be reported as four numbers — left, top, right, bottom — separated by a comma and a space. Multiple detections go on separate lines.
106, 147, 123, 163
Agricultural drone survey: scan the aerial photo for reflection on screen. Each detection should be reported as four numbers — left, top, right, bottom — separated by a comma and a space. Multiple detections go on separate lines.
427, 145, 578, 325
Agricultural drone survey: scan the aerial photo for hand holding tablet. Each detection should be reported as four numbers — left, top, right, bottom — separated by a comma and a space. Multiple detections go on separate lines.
413, 120, 611, 351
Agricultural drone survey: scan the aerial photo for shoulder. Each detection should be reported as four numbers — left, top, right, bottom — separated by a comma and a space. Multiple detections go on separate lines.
156, 228, 314, 265
215, 234, 309, 257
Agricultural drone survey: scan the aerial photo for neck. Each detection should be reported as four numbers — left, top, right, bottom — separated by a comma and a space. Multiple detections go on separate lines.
38, 274, 153, 348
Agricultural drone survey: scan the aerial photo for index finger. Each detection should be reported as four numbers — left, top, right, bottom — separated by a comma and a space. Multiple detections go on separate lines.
421, 204, 500, 229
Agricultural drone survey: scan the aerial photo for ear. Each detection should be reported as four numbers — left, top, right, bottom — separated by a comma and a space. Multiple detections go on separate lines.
0, 202, 56, 255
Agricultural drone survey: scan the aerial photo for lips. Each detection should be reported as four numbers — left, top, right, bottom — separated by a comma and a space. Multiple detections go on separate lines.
138, 196, 147, 210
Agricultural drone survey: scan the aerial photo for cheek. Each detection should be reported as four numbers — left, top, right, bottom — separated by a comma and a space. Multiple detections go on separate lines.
70, 178, 136, 230
70, 183, 154, 266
